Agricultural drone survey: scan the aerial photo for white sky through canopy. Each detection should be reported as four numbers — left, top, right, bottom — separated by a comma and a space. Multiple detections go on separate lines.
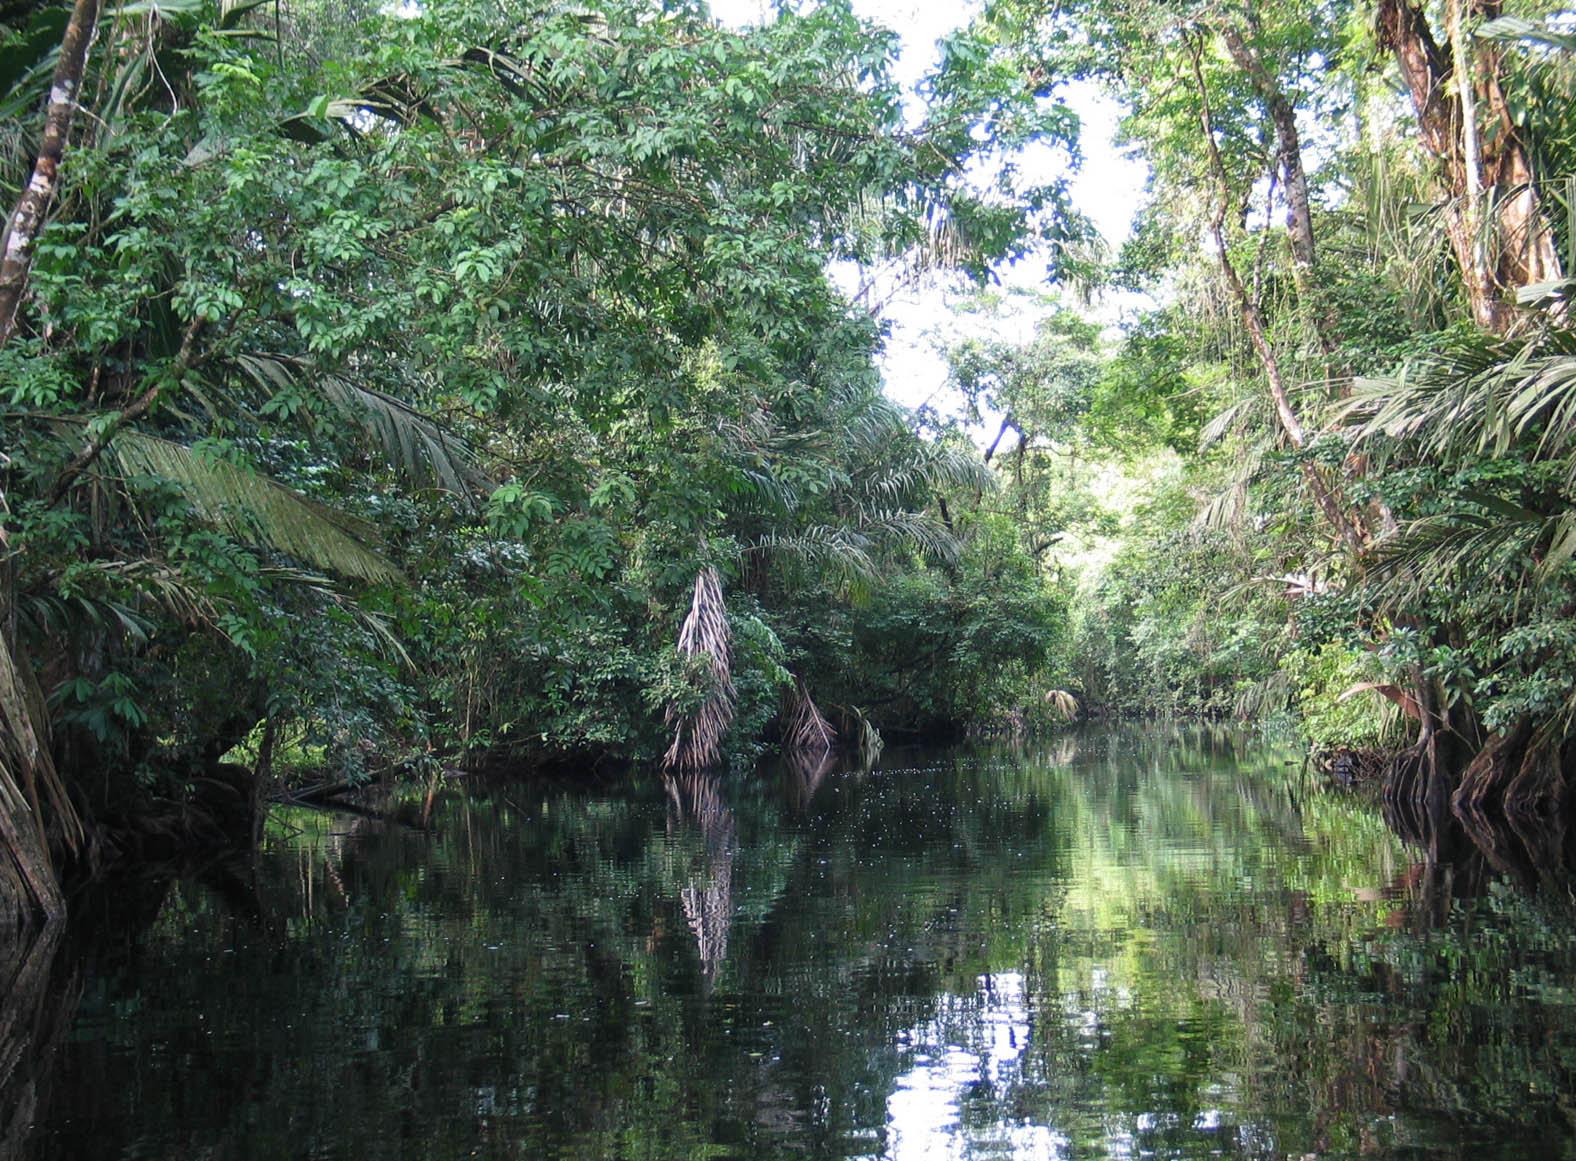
707, 0, 1147, 419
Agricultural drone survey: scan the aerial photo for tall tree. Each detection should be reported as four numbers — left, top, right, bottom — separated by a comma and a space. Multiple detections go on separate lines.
1376, 0, 1562, 333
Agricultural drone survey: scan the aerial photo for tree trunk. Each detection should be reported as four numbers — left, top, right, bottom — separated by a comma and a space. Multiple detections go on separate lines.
1186, 36, 1366, 557
1375, 0, 1562, 334
1218, 20, 1316, 276
0, 0, 103, 349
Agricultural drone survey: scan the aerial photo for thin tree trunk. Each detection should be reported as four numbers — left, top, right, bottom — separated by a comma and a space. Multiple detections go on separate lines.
1187, 37, 1366, 556
1218, 20, 1316, 276
0, 0, 103, 349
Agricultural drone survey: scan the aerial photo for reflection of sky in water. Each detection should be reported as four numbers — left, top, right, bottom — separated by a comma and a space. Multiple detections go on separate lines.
882, 969, 1234, 1159
884, 972, 1070, 1160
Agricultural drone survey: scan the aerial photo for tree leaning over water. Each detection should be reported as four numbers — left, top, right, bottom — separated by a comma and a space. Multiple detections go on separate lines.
0, 0, 1082, 915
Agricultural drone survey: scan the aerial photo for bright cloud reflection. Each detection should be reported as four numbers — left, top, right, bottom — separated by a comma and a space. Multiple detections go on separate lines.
883, 972, 1070, 1160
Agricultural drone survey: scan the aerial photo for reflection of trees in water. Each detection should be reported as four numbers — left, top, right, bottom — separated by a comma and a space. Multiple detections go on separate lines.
1384, 757, 1576, 899
34, 726, 1576, 1160
779, 747, 835, 818
0, 926, 71, 1161
665, 772, 736, 986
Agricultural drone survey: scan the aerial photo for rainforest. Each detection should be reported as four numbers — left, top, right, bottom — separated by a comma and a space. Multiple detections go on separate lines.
5, 0, 1576, 1152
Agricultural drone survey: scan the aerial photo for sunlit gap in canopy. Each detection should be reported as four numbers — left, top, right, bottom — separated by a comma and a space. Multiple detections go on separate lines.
709, 0, 1147, 433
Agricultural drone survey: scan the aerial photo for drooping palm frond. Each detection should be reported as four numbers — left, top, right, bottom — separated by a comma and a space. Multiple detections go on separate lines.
232, 355, 490, 506
109, 431, 402, 583
1479, 16, 1576, 56
663, 566, 735, 772
1044, 688, 1081, 722
1362, 508, 1550, 607
1198, 395, 1265, 451
856, 436, 996, 506
748, 525, 879, 595
857, 508, 960, 564
781, 675, 836, 752
258, 567, 413, 668
0, 630, 79, 923
1231, 669, 1292, 722
13, 558, 229, 645
1192, 437, 1271, 534
1341, 331, 1576, 475
317, 374, 490, 503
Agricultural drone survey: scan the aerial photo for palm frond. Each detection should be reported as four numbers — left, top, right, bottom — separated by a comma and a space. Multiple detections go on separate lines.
1361, 510, 1547, 608
233, 355, 490, 506
749, 526, 878, 590
1198, 395, 1262, 450
1341, 332, 1576, 474
110, 431, 402, 583
17, 559, 221, 641
1044, 688, 1081, 722
317, 374, 490, 504
857, 507, 960, 564
1479, 15, 1576, 55
781, 675, 836, 752
258, 567, 413, 668
1192, 440, 1268, 533
663, 566, 735, 772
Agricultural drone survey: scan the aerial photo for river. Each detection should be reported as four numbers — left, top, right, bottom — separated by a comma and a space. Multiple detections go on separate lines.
13, 725, 1576, 1159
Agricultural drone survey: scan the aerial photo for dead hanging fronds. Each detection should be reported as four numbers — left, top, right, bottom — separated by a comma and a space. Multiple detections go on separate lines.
837, 704, 882, 770
781, 675, 836, 753
1044, 688, 1081, 723
0, 631, 78, 925
662, 566, 735, 772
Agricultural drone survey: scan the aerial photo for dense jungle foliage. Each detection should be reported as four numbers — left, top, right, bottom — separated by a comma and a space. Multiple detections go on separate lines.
7, 0, 1576, 918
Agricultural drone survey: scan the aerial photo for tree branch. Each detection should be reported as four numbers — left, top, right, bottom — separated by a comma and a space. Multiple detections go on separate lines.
0, 0, 103, 349
45, 315, 204, 506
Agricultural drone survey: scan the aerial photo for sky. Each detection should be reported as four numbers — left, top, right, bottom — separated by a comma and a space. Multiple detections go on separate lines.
707, 0, 1149, 420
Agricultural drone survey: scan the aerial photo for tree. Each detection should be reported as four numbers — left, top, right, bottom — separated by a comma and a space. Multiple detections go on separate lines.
0, 0, 1084, 913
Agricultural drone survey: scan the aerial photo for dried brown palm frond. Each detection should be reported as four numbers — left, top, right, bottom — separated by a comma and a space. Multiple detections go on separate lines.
0, 631, 78, 925
838, 704, 883, 770
1043, 688, 1081, 723
781, 746, 835, 816
662, 566, 735, 772
781, 675, 836, 753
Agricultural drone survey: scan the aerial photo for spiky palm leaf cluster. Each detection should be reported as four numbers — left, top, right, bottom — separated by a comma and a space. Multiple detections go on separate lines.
663, 567, 735, 772
1340, 330, 1576, 590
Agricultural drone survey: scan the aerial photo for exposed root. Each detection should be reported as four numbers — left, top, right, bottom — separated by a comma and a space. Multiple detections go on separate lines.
1503, 737, 1566, 821
1382, 742, 1431, 847
1451, 723, 1531, 822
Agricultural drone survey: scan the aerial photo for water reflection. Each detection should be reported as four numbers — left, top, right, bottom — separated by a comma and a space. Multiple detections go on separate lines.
22, 725, 1576, 1160
0, 925, 68, 1161
665, 772, 737, 986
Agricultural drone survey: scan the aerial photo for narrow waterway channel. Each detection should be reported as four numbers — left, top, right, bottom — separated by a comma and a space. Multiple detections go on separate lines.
14, 725, 1576, 1159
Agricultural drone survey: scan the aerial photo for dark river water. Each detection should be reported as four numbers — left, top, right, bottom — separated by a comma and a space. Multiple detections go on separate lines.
12, 726, 1576, 1159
